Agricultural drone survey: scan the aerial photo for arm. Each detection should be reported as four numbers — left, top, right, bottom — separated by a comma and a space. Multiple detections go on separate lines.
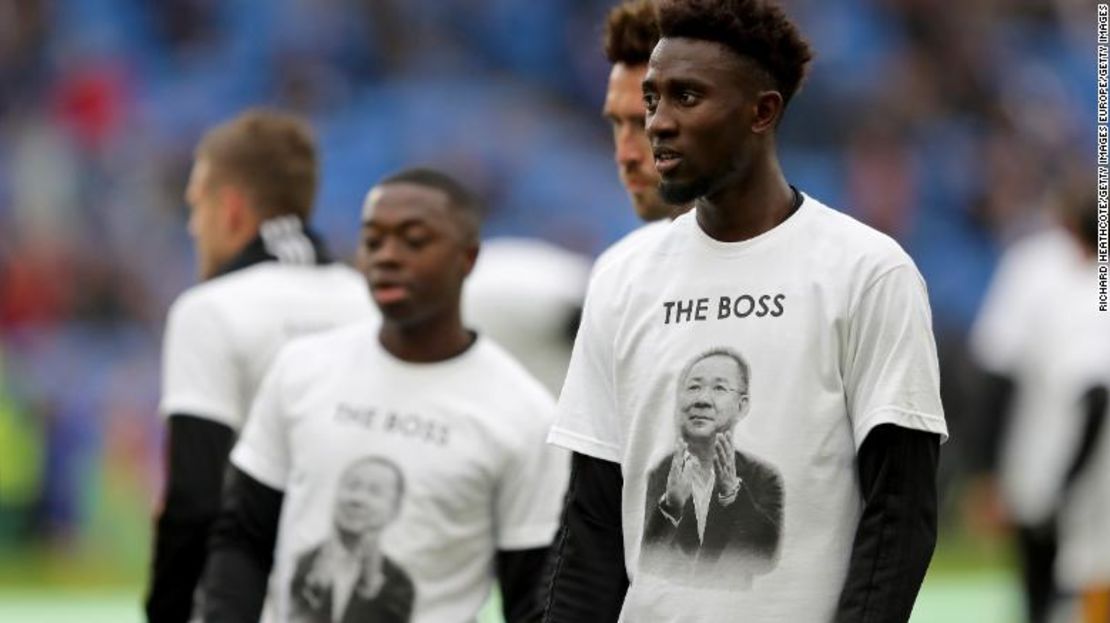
201, 466, 284, 623
497, 547, 550, 623
145, 415, 235, 623
1061, 385, 1109, 495
834, 424, 940, 623
543, 453, 627, 623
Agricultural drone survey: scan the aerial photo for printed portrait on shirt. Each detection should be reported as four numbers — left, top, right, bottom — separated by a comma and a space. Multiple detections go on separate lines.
290, 456, 415, 623
641, 347, 784, 587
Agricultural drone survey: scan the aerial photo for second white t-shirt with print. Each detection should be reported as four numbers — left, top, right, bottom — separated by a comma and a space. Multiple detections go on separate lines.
232, 321, 569, 623
550, 194, 947, 622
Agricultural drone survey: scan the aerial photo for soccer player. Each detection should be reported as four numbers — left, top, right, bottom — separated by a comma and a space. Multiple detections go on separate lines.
543, 1, 947, 621
145, 109, 372, 623
968, 194, 1085, 623
1029, 190, 1110, 623
201, 169, 569, 623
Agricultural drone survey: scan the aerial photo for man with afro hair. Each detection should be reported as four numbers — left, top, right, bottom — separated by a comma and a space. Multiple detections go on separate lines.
544, 1, 946, 621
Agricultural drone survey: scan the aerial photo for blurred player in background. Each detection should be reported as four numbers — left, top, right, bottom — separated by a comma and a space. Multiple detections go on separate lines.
968, 186, 1088, 623
145, 109, 373, 623
201, 169, 568, 623
1042, 189, 1110, 623
463, 239, 590, 396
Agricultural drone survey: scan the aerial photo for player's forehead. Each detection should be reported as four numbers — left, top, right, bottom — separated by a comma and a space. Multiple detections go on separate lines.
605, 63, 649, 115
645, 37, 743, 88
361, 182, 452, 226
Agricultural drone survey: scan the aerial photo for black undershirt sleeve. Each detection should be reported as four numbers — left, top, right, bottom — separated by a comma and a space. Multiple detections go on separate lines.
497, 547, 551, 622
835, 424, 940, 623
1062, 385, 1109, 493
201, 466, 284, 623
973, 371, 1015, 475
542, 452, 628, 623
145, 414, 235, 623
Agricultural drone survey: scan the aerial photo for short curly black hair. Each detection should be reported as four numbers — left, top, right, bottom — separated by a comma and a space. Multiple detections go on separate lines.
604, 0, 660, 66
655, 0, 814, 105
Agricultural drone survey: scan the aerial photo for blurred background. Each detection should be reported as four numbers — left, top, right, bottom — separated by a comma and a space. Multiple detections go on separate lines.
0, 0, 1098, 621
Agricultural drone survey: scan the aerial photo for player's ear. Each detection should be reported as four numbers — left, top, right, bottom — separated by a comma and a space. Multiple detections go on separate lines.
737, 393, 750, 417
751, 90, 783, 135
461, 240, 479, 278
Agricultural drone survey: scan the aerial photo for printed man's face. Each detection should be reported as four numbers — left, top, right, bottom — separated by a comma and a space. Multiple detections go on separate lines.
334, 461, 401, 536
677, 354, 748, 443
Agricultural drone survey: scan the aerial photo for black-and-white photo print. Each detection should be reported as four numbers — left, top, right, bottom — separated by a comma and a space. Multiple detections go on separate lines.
641, 347, 785, 587
290, 456, 415, 623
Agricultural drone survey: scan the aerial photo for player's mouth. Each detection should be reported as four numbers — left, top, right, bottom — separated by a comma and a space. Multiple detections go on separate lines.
371, 281, 412, 305
653, 147, 683, 175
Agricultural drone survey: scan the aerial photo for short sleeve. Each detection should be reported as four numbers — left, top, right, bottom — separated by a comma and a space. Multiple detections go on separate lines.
844, 264, 948, 450
160, 294, 242, 428
229, 348, 294, 491
547, 272, 624, 462
495, 403, 571, 550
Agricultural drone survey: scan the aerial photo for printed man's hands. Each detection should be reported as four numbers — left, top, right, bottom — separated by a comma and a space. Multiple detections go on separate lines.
664, 439, 693, 513
714, 433, 741, 503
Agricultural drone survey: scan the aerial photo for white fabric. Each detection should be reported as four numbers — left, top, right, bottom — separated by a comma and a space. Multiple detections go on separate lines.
232, 322, 569, 623
592, 219, 672, 279
970, 227, 1079, 375
549, 194, 947, 621
463, 237, 591, 396
996, 245, 1104, 526
160, 262, 373, 430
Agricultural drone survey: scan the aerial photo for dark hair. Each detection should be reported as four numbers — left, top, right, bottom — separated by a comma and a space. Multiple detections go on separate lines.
197, 108, 318, 220
604, 0, 661, 66
656, 0, 814, 105
379, 167, 484, 239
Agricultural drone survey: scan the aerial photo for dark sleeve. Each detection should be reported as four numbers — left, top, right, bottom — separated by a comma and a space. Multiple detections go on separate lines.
1062, 385, 1109, 493
971, 370, 1015, 474
835, 424, 940, 623
497, 547, 550, 623
201, 465, 284, 623
542, 452, 628, 623
145, 414, 235, 623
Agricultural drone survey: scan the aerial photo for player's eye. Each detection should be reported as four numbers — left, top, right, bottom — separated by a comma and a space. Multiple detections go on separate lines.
643, 92, 659, 112
676, 90, 699, 106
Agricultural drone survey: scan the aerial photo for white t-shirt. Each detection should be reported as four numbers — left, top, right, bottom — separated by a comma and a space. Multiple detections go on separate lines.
1050, 259, 1110, 590
970, 226, 1080, 375
231, 322, 569, 623
549, 195, 947, 622
160, 261, 374, 430
463, 237, 591, 396
592, 219, 672, 278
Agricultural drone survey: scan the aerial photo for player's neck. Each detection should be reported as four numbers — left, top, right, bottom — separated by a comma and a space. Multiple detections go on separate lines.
378, 312, 474, 364
694, 156, 793, 243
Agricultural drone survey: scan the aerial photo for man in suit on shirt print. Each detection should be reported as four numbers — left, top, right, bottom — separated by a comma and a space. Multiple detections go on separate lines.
643, 347, 783, 586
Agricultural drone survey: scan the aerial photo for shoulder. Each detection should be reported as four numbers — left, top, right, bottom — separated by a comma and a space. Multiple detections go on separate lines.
382, 555, 415, 589
803, 196, 915, 274
271, 320, 377, 377
735, 450, 782, 484
593, 220, 673, 276
470, 338, 556, 412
